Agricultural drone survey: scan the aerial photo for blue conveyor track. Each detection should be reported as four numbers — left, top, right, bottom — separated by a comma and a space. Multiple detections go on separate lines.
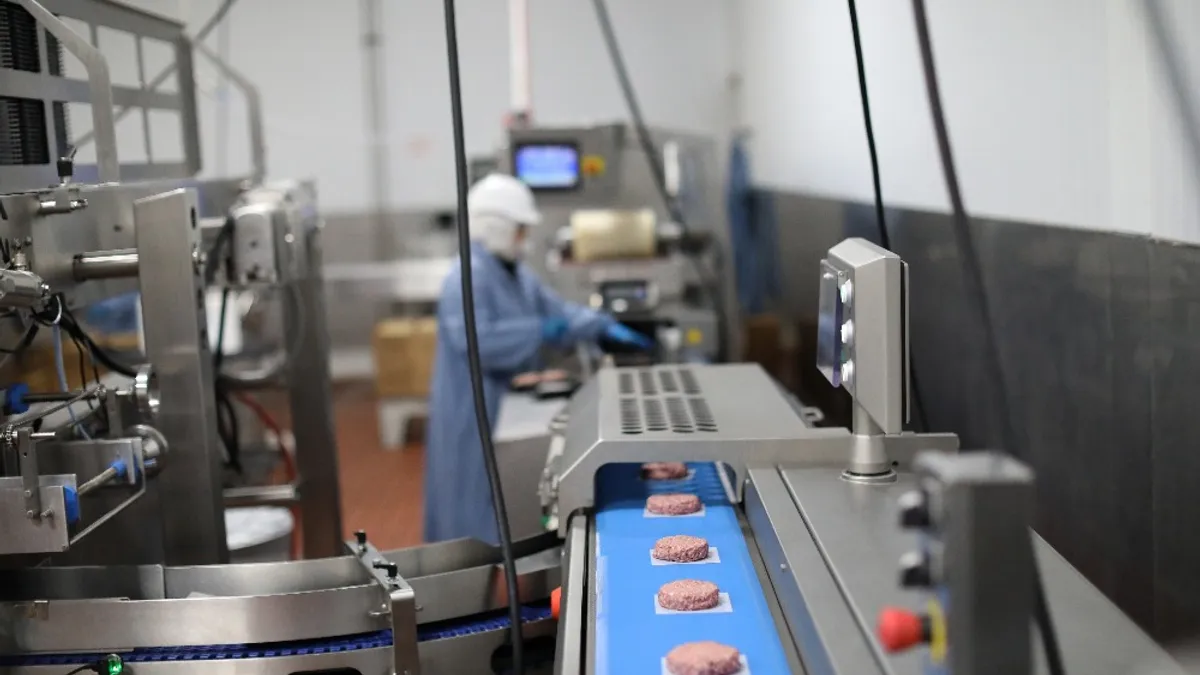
1, 603, 551, 668
593, 462, 790, 675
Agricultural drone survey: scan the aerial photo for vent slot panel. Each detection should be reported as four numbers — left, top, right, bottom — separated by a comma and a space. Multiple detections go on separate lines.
689, 397, 718, 432
619, 372, 634, 395
642, 399, 667, 432
658, 370, 678, 393
665, 397, 693, 433
619, 397, 642, 435
0, 96, 48, 165
679, 368, 701, 395
638, 369, 657, 396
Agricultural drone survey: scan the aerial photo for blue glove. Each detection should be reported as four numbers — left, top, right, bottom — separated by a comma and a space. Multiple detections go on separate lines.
604, 323, 653, 350
542, 317, 569, 344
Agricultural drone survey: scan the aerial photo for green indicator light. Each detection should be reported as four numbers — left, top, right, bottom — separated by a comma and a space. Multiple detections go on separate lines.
104, 654, 123, 675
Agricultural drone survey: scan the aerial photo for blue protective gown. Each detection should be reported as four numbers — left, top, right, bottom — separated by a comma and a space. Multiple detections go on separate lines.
423, 243, 613, 545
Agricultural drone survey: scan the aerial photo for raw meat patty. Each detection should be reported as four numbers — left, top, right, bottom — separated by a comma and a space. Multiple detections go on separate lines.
646, 493, 702, 516
540, 369, 569, 382
665, 641, 742, 675
658, 579, 720, 611
653, 535, 709, 563
511, 372, 541, 389
642, 462, 689, 480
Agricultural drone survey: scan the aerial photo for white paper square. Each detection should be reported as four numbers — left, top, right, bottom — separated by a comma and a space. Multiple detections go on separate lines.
661, 655, 748, 675
650, 547, 721, 565
643, 504, 707, 519
654, 592, 732, 615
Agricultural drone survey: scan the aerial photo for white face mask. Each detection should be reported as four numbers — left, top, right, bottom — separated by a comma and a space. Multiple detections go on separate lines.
492, 231, 532, 263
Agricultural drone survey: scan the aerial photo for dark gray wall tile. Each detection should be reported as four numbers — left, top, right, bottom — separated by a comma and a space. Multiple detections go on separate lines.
1150, 241, 1200, 639
770, 189, 1167, 634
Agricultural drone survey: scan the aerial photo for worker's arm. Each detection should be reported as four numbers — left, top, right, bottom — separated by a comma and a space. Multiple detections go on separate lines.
535, 277, 613, 344
438, 266, 543, 373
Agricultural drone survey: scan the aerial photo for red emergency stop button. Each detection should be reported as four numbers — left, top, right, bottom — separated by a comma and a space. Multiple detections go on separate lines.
877, 607, 931, 653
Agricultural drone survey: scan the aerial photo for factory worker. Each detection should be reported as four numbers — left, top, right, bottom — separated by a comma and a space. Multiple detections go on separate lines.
423, 173, 651, 545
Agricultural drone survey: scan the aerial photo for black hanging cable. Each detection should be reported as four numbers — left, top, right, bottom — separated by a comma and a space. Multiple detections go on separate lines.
908, 2, 1064, 673
844, 0, 932, 433
209, 216, 241, 471
59, 308, 136, 378
589, 0, 730, 361
441, 0, 525, 672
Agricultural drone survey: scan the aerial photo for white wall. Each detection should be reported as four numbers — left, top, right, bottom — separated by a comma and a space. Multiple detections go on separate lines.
88, 0, 733, 213
737, 0, 1200, 243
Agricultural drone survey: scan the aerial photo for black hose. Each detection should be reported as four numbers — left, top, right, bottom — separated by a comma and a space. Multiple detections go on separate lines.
441, 0, 525, 672
59, 312, 137, 378
844, 0, 932, 433
908, 2, 1064, 673
589, 0, 730, 361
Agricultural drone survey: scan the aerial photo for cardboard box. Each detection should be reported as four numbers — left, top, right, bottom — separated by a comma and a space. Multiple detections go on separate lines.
372, 317, 438, 399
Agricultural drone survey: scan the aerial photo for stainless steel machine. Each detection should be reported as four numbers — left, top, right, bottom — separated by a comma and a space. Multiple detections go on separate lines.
545, 238, 1183, 674
0, 3, 1184, 673
503, 123, 733, 364
0, 3, 558, 674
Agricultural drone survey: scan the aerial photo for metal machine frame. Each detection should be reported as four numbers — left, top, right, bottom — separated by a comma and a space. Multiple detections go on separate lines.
0, 0, 343, 564
546, 237, 1181, 675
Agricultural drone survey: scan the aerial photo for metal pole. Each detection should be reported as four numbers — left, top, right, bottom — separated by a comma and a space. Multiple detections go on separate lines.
508, 0, 532, 125
360, 0, 391, 238
73, 249, 139, 281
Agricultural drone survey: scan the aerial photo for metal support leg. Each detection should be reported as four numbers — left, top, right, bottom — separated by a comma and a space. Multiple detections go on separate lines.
135, 189, 229, 564
288, 225, 345, 559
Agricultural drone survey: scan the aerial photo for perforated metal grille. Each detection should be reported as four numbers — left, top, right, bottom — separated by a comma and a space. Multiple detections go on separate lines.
658, 370, 678, 393
638, 369, 657, 396
642, 399, 667, 432
0, 96, 48, 165
0, 2, 50, 166
665, 397, 692, 433
689, 397, 717, 432
0, 2, 40, 73
619, 398, 641, 435
617, 368, 718, 434
619, 372, 634, 395
679, 368, 701, 395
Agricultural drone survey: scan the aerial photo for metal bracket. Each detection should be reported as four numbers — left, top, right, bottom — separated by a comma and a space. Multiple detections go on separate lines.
16, 427, 42, 518
344, 534, 421, 675
69, 438, 146, 546
105, 388, 125, 441
15, 0, 120, 183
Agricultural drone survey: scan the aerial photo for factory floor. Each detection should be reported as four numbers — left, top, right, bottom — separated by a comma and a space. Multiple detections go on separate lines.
266, 382, 426, 551
331, 383, 426, 549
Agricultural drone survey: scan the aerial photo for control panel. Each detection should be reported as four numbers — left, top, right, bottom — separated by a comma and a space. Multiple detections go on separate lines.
597, 279, 658, 314
878, 452, 1035, 675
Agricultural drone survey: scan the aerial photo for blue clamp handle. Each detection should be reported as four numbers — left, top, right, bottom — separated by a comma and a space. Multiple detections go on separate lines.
4, 383, 30, 415
62, 486, 80, 525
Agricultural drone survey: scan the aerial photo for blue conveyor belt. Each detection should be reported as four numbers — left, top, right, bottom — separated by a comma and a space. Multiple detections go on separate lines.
2, 603, 551, 667
594, 462, 790, 675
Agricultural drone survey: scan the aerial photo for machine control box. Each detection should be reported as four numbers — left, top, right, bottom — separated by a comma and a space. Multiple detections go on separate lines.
880, 452, 1035, 675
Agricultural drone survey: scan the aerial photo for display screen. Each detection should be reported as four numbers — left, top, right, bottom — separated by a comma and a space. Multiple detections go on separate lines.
514, 143, 581, 190
600, 280, 653, 313
817, 261, 844, 387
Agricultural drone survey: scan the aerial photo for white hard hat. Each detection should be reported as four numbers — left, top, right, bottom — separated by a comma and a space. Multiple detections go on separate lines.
468, 173, 542, 226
